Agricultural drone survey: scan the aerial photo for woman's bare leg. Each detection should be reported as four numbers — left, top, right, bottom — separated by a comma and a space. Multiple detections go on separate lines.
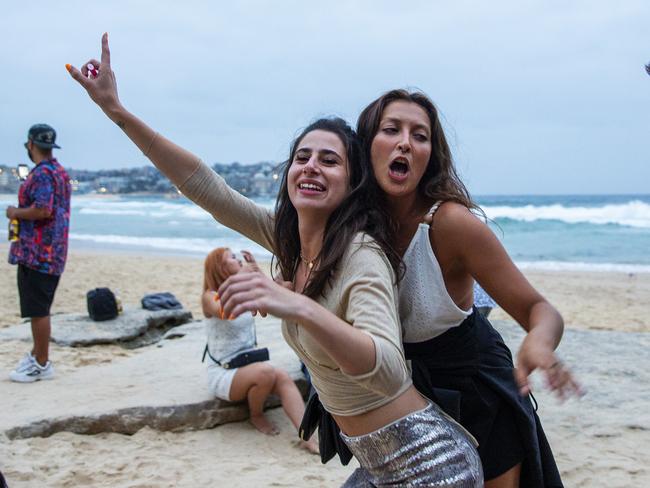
272, 368, 318, 453
229, 362, 279, 435
485, 463, 521, 488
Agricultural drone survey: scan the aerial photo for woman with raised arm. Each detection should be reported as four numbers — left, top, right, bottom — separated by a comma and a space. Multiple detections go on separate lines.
68, 35, 482, 486
356, 89, 582, 488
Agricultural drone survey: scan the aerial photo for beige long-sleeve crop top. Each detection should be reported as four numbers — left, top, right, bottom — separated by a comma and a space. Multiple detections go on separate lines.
178, 160, 412, 416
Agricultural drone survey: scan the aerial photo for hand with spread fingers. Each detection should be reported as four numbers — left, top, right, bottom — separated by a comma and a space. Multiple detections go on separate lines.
66, 33, 121, 115
515, 334, 584, 400
217, 270, 304, 322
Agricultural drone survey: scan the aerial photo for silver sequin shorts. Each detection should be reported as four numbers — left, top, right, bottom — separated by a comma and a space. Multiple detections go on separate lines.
340, 402, 483, 487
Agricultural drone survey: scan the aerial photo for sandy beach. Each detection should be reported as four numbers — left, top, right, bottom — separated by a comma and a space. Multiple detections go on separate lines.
3, 245, 648, 333
1, 242, 649, 487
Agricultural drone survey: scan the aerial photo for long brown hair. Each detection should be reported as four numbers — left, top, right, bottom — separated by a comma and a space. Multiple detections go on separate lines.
273, 117, 401, 298
357, 89, 481, 213
203, 247, 230, 292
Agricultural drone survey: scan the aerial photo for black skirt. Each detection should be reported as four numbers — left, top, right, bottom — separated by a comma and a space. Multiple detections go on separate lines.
404, 309, 563, 487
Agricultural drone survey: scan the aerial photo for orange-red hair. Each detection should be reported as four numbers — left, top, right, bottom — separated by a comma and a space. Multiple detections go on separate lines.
203, 247, 231, 292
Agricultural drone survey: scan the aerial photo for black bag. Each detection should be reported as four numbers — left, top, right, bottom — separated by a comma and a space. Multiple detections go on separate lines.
86, 287, 118, 321
224, 348, 269, 369
202, 345, 269, 369
299, 391, 353, 465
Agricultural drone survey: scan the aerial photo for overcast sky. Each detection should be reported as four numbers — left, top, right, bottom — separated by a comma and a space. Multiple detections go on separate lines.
1, 1, 648, 194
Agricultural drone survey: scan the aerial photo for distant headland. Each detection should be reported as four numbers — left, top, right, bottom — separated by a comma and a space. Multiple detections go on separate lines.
0, 162, 281, 197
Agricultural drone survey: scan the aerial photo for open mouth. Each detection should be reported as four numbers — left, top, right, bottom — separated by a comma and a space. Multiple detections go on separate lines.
388, 158, 409, 181
298, 182, 325, 192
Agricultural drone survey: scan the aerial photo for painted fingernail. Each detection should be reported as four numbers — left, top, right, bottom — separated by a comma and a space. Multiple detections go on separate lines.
214, 292, 220, 301
220, 308, 224, 320
229, 314, 235, 320
65, 64, 72, 72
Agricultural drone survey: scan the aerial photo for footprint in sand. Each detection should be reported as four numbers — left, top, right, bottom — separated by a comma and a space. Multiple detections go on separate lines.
303, 474, 325, 481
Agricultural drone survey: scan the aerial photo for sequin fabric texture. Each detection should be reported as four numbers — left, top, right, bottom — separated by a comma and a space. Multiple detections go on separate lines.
340, 402, 483, 487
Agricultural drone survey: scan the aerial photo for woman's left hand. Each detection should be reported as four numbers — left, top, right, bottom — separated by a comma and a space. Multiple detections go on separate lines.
515, 335, 584, 400
217, 270, 304, 321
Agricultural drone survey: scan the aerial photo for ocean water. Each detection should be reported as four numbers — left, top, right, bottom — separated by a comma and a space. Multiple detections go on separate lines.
2, 193, 649, 273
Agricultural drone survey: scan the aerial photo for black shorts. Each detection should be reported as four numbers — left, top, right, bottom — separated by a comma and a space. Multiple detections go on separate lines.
17, 264, 61, 318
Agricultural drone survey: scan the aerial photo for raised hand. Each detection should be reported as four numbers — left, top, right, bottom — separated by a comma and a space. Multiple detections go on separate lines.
217, 270, 304, 321
66, 33, 121, 115
515, 335, 584, 401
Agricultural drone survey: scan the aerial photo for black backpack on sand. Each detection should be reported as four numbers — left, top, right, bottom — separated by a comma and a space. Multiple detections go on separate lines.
86, 287, 118, 321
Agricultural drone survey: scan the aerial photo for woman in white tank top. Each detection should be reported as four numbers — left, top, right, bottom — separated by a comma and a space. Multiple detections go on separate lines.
357, 89, 583, 488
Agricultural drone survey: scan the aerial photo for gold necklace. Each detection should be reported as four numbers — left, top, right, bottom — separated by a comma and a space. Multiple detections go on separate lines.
299, 250, 317, 270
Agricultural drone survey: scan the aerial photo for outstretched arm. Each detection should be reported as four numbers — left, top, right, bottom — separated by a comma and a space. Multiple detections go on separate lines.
67, 33, 275, 250
67, 33, 199, 187
433, 203, 582, 399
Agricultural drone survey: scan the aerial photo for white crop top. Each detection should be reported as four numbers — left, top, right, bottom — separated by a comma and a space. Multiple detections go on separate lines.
399, 221, 472, 343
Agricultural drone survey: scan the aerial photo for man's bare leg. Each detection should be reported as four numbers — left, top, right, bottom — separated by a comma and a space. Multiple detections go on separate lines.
31, 316, 51, 366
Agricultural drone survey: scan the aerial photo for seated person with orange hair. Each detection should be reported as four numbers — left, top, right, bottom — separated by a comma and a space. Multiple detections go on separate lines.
202, 247, 317, 453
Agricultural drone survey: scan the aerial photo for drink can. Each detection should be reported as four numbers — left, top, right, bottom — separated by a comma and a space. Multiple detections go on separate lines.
8, 219, 19, 242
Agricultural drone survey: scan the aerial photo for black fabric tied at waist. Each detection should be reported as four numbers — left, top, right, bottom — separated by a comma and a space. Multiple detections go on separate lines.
404, 308, 563, 488
403, 307, 483, 421
299, 391, 353, 465
409, 363, 463, 422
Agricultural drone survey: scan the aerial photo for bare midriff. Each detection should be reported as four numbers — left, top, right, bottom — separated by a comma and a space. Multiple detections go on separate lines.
332, 386, 429, 437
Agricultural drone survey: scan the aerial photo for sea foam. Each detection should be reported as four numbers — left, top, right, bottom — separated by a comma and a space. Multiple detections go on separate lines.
484, 200, 650, 228
76, 200, 215, 220
69, 233, 272, 258
75, 197, 275, 219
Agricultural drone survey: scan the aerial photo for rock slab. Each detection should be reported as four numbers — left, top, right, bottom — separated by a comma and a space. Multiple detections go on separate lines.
0, 307, 192, 348
1, 318, 307, 439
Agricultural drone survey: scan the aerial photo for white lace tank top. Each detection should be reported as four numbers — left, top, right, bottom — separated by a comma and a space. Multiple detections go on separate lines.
399, 204, 472, 343
205, 312, 257, 362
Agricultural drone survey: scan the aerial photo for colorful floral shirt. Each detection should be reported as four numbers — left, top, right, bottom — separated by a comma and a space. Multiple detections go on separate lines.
8, 158, 71, 275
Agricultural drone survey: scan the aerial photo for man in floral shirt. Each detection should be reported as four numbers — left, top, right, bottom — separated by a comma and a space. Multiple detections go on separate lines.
6, 124, 71, 382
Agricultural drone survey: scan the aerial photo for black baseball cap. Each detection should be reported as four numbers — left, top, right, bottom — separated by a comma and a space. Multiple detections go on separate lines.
25, 124, 61, 149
